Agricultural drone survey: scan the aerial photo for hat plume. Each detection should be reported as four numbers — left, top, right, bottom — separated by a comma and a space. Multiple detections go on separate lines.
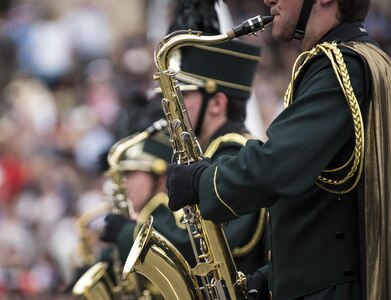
167, 0, 222, 34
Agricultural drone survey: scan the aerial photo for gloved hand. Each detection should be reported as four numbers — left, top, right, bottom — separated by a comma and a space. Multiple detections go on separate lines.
100, 213, 131, 243
166, 158, 211, 211
246, 270, 269, 300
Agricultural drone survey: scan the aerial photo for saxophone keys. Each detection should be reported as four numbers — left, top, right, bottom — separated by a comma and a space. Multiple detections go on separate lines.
192, 262, 221, 277
172, 119, 182, 129
161, 98, 169, 115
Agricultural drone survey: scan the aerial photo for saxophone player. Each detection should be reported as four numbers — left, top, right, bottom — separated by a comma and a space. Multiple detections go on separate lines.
69, 128, 171, 300
166, 0, 391, 299
101, 39, 269, 278
99, 131, 173, 265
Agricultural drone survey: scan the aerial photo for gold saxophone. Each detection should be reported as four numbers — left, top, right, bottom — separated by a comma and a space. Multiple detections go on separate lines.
75, 202, 112, 267
72, 200, 119, 300
73, 119, 168, 300
123, 15, 273, 299
107, 118, 168, 219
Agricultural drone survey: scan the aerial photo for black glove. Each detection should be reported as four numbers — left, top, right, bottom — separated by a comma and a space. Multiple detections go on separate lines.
166, 158, 211, 211
246, 270, 269, 300
100, 213, 131, 243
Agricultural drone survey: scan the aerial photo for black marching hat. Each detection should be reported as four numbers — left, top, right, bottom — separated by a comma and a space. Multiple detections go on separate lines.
162, 0, 261, 101
175, 40, 261, 100
119, 132, 172, 176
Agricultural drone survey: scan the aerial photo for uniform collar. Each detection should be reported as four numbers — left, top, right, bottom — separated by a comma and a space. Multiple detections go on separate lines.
319, 21, 369, 44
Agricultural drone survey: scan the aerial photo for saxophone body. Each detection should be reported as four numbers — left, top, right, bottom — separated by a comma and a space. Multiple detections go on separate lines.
72, 201, 118, 300
123, 15, 273, 300
75, 202, 113, 267
73, 120, 168, 300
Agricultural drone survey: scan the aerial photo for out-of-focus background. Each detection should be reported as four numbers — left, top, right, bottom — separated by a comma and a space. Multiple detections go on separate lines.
0, 0, 389, 299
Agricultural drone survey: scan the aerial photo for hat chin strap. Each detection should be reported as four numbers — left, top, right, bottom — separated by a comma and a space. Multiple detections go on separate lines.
194, 89, 211, 137
294, 0, 315, 40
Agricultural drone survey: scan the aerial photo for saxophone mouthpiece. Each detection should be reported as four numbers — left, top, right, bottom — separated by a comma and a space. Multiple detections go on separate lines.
230, 15, 274, 39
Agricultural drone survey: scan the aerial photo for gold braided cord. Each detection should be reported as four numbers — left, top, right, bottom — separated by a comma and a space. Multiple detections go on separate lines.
322, 151, 354, 172
284, 42, 364, 194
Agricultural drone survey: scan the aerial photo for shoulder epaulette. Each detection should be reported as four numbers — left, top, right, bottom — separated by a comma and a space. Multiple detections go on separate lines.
204, 132, 253, 158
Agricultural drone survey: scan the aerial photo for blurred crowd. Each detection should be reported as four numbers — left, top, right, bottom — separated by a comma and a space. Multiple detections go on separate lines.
0, 0, 389, 299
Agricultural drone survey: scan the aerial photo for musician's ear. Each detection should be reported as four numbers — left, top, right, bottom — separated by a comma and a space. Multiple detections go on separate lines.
208, 92, 228, 115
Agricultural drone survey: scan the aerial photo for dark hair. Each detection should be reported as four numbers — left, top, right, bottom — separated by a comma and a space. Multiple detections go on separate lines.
226, 95, 247, 122
337, 0, 370, 22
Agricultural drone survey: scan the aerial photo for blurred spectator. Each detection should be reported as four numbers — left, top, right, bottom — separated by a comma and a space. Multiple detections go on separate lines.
18, 5, 73, 87
0, 0, 17, 90
365, 3, 391, 54
64, 0, 112, 65
82, 58, 120, 128
2, 76, 59, 137
0, 150, 26, 204
67, 104, 115, 176
111, 37, 163, 138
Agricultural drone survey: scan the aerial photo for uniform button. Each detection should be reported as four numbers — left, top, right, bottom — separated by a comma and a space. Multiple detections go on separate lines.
268, 250, 272, 262
336, 231, 345, 239
269, 290, 273, 300
267, 212, 271, 223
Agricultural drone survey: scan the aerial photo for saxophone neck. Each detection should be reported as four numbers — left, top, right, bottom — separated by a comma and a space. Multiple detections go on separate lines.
77, 202, 112, 265
154, 15, 273, 72
107, 119, 168, 217
108, 119, 167, 168
155, 31, 230, 72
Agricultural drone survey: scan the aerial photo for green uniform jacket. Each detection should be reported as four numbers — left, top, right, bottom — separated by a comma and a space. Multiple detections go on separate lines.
116, 120, 268, 275
198, 22, 375, 300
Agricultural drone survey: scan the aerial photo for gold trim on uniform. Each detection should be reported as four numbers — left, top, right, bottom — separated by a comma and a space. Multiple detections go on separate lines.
213, 166, 240, 218
204, 133, 249, 158
207, 132, 265, 256
205, 133, 251, 218
232, 208, 266, 257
